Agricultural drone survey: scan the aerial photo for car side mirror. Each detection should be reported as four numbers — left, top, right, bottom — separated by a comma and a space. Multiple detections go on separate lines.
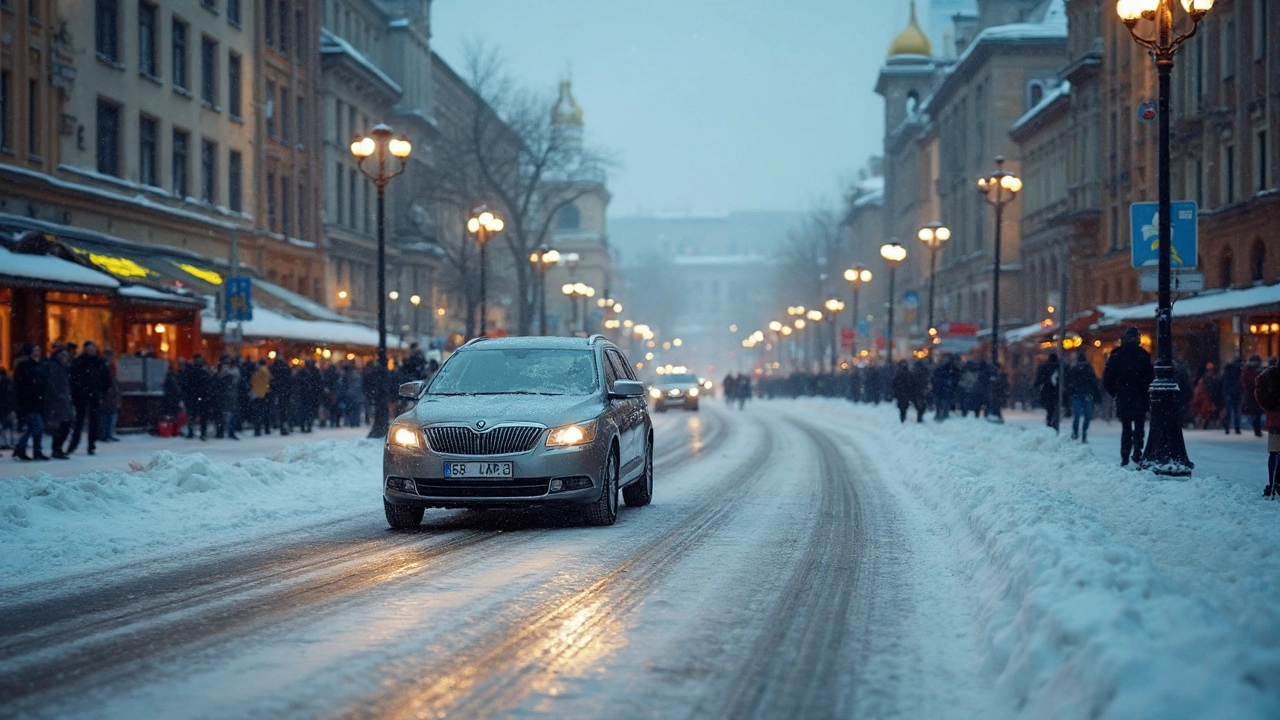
398, 381, 425, 399
609, 379, 645, 399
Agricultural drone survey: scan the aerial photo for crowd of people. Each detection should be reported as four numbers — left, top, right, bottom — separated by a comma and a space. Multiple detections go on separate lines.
0, 341, 439, 462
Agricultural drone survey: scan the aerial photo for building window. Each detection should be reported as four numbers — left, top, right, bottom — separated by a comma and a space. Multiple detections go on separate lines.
279, 86, 289, 143
278, 0, 289, 54
1225, 145, 1236, 204
348, 169, 356, 229
172, 129, 189, 197
139, 115, 158, 187
267, 171, 277, 231
297, 181, 307, 239
1219, 247, 1234, 288
227, 0, 240, 26
95, 99, 120, 176
1252, 238, 1267, 283
228, 150, 242, 213
265, 0, 275, 49
281, 176, 291, 236
1221, 16, 1235, 80
201, 0, 218, 12
200, 37, 218, 107
1027, 80, 1045, 109
296, 95, 305, 144
1256, 0, 1268, 60
557, 205, 581, 230
201, 138, 216, 203
95, 0, 119, 63
172, 18, 189, 92
295, 9, 306, 58
266, 80, 276, 137
138, 2, 158, 78
334, 161, 344, 225
1258, 130, 1268, 192
0, 71, 10, 150
26, 79, 38, 156
227, 53, 242, 119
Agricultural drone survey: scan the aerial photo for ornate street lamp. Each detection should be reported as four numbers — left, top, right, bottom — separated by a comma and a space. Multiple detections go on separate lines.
880, 240, 907, 362
529, 245, 560, 335
467, 207, 504, 339
825, 298, 845, 369
1116, 0, 1212, 476
976, 157, 1022, 368
561, 281, 595, 335
844, 266, 873, 358
350, 123, 412, 438
917, 221, 951, 336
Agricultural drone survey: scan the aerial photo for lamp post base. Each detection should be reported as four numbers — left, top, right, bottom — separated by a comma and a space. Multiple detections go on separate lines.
1139, 364, 1193, 477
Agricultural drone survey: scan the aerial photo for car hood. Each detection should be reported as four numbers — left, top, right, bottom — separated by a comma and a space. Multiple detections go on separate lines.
405, 393, 606, 429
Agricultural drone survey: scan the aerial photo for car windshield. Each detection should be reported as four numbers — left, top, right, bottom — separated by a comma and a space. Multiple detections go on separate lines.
664, 374, 698, 385
426, 348, 599, 396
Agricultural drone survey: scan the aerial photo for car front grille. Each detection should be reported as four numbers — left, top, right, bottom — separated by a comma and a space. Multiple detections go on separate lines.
424, 425, 543, 455
412, 479, 551, 498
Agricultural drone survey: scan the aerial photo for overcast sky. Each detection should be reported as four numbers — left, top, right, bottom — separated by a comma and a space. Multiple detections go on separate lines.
432, 1, 908, 217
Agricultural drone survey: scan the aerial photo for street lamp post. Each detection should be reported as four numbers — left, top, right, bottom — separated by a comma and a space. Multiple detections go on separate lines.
467, 207, 505, 339
350, 123, 412, 439
529, 245, 561, 335
409, 293, 421, 337
917, 222, 951, 336
825, 298, 845, 369
844, 266, 873, 358
879, 241, 907, 362
976, 157, 1022, 368
561, 282, 596, 335
1116, 0, 1211, 476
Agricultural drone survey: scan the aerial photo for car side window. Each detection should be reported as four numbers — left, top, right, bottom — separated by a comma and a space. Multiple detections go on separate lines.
602, 350, 619, 388
611, 350, 638, 380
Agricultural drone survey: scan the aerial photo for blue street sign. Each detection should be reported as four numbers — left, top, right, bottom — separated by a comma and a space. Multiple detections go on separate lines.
1131, 201, 1197, 268
857, 318, 871, 336
225, 276, 253, 322
903, 289, 920, 309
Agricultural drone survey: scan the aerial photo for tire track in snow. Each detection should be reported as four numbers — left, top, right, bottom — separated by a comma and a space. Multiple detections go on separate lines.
349, 413, 777, 720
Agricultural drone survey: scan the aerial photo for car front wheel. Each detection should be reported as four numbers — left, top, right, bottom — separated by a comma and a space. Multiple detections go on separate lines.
583, 449, 619, 526
622, 436, 653, 507
384, 498, 424, 529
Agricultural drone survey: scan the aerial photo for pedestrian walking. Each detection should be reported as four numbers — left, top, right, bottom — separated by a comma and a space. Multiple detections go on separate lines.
891, 361, 913, 424
1242, 354, 1265, 437
299, 358, 323, 432
98, 348, 122, 442
215, 355, 241, 440
42, 347, 74, 459
911, 360, 931, 422
65, 340, 111, 456
987, 363, 1009, 422
932, 354, 959, 421
250, 360, 272, 435
270, 357, 293, 435
0, 367, 16, 449
1254, 358, 1280, 497
180, 354, 211, 440
1065, 351, 1100, 443
1034, 353, 1061, 429
1219, 357, 1243, 435
1191, 364, 1220, 429
1103, 327, 1154, 466
12, 343, 49, 461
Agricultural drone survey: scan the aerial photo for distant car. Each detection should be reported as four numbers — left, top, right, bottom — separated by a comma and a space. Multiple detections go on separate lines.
648, 372, 701, 412
382, 335, 653, 529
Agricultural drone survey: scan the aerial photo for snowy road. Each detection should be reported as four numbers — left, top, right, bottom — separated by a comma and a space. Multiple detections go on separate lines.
2, 400, 1277, 719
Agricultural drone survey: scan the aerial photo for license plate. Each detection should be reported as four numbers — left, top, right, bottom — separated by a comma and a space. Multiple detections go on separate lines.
443, 461, 513, 479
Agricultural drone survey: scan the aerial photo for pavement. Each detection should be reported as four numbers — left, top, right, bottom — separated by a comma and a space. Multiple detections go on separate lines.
0, 425, 370, 481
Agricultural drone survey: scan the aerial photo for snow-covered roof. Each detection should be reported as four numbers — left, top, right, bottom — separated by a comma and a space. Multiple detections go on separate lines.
853, 186, 885, 209
251, 279, 351, 323
202, 305, 400, 348
1011, 80, 1071, 135
118, 284, 205, 306
0, 245, 120, 289
320, 29, 403, 96
919, 17, 1067, 115
1098, 283, 1280, 324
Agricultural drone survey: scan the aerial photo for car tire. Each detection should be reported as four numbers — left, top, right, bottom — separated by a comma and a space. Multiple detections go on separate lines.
384, 498, 424, 529
583, 449, 620, 526
622, 436, 653, 507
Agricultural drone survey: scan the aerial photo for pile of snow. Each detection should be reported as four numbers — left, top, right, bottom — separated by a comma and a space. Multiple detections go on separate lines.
0, 438, 382, 590
802, 399, 1280, 719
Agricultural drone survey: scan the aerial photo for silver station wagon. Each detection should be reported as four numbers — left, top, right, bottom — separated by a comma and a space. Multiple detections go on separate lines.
383, 335, 653, 528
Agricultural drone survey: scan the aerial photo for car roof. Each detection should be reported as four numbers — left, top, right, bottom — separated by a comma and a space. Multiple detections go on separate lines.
457, 335, 613, 352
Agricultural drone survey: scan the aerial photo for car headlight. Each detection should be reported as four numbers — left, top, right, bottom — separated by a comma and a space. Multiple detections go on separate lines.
688, 387, 699, 398
649, 388, 662, 400
389, 425, 421, 448
547, 421, 597, 448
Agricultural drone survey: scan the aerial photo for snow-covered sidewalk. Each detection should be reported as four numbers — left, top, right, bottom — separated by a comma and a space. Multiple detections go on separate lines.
797, 398, 1280, 719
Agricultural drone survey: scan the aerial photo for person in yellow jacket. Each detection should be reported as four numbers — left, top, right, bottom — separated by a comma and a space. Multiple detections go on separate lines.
250, 360, 272, 436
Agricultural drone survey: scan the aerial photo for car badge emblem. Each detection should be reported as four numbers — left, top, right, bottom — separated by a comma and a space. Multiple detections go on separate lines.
476, 420, 487, 429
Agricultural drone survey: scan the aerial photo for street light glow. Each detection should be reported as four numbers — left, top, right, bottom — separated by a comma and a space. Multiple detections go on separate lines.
388, 137, 412, 159
350, 136, 376, 158
389, 291, 399, 300
410, 294, 421, 305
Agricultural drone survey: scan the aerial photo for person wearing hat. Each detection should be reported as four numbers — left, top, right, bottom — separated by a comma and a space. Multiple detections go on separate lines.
1103, 327, 1155, 466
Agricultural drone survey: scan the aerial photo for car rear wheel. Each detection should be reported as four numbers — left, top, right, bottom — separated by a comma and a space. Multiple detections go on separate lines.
583, 449, 619, 526
384, 498, 424, 529
622, 436, 653, 507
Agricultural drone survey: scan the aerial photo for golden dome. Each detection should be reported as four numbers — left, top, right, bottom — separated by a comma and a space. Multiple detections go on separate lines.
551, 78, 584, 127
887, 1, 933, 58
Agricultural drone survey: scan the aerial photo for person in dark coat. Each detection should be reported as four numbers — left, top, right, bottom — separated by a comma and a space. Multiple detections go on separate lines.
12, 344, 49, 461
932, 354, 959, 421
0, 367, 15, 450
269, 357, 293, 435
1254, 358, 1280, 497
180, 354, 211, 440
1219, 357, 1244, 435
988, 363, 1010, 422
1034, 353, 1061, 429
65, 340, 112, 456
403, 343, 428, 382
891, 361, 914, 424
161, 362, 183, 419
99, 348, 121, 442
42, 347, 75, 459
910, 360, 931, 422
298, 359, 323, 432
1242, 354, 1265, 437
1065, 351, 1101, 443
1103, 327, 1155, 466
215, 355, 241, 440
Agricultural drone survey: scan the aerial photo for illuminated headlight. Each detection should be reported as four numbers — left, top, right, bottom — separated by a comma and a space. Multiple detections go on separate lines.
649, 388, 662, 399
688, 387, 699, 398
547, 422, 597, 448
388, 425, 421, 448
668, 389, 682, 397
703, 380, 713, 390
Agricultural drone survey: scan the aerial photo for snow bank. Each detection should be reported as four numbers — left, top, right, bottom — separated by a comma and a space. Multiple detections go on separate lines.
0, 438, 382, 590
802, 400, 1280, 720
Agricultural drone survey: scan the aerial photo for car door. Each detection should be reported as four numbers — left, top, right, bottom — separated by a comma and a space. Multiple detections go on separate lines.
602, 349, 637, 475
607, 348, 644, 474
